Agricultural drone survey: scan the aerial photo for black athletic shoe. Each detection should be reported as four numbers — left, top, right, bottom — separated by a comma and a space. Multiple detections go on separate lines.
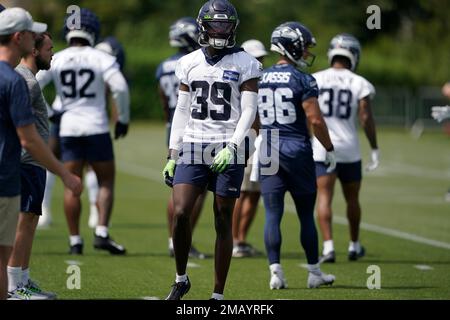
69, 243, 83, 255
93, 234, 126, 255
189, 245, 206, 259
166, 277, 191, 300
348, 246, 365, 261
319, 251, 336, 264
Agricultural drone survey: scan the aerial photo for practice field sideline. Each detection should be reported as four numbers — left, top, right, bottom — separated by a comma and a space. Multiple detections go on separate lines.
32, 123, 450, 299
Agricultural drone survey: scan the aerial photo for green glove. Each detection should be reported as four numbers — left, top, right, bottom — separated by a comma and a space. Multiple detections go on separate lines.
163, 159, 176, 180
210, 144, 237, 173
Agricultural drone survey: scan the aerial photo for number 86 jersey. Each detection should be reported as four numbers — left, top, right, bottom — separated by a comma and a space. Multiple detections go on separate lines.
175, 47, 262, 143
258, 63, 319, 141
311, 68, 375, 163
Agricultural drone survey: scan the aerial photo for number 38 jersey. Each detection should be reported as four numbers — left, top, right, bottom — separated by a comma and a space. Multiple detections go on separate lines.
175, 47, 262, 143
311, 68, 375, 163
258, 63, 319, 140
37, 46, 121, 137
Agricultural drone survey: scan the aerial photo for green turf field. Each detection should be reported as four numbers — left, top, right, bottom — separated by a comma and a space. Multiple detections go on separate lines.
31, 123, 450, 300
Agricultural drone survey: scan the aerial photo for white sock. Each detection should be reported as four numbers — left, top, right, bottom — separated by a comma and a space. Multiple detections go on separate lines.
69, 235, 83, 246
95, 225, 109, 238
307, 263, 321, 275
211, 293, 224, 300
7, 266, 23, 291
323, 240, 334, 255
269, 263, 282, 274
22, 268, 30, 285
349, 241, 361, 253
85, 170, 99, 204
168, 237, 173, 250
175, 274, 188, 283
42, 171, 55, 210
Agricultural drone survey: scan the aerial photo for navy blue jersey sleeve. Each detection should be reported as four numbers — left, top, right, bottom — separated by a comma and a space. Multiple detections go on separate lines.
301, 74, 319, 102
9, 76, 34, 128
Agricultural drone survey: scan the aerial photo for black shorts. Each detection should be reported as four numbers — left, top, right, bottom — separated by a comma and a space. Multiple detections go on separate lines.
20, 164, 46, 215
315, 161, 362, 183
60, 133, 114, 162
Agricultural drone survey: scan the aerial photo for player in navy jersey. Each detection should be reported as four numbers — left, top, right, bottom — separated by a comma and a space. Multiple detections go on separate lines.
257, 21, 336, 289
156, 17, 206, 259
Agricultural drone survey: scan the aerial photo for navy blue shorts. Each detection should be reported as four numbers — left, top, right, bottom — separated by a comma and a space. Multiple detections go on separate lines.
173, 143, 245, 198
20, 164, 46, 215
260, 139, 317, 196
315, 161, 362, 183
60, 133, 114, 162
50, 122, 60, 139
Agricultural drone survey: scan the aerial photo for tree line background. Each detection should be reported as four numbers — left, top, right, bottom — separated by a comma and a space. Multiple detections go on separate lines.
7, 0, 450, 120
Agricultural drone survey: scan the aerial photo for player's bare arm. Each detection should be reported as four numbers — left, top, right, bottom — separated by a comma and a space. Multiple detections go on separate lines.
158, 85, 170, 123
302, 97, 334, 151
358, 97, 378, 150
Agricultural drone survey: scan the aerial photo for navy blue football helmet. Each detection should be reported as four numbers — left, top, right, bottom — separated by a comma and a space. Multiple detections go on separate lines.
197, 0, 239, 49
169, 17, 200, 52
95, 36, 126, 70
63, 8, 100, 46
0, 4, 5, 12
327, 33, 361, 71
270, 21, 316, 67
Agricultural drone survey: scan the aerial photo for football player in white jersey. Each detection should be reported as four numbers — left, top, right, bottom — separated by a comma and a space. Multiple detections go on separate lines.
157, 17, 206, 259
163, 0, 262, 300
37, 8, 130, 255
311, 34, 379, 263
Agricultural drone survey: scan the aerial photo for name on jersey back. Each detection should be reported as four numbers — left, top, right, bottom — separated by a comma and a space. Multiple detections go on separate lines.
261, 72, 291, 84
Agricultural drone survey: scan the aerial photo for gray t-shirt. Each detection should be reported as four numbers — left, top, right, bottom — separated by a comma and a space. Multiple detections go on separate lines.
15, 64, 49, 168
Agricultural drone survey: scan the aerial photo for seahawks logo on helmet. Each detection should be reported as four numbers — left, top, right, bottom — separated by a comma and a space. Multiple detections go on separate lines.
327, 33, 361, 71
63, 8, 100, 47
169, 17, 200, 53
197, 0, 239, 50
270, 21, 316, 68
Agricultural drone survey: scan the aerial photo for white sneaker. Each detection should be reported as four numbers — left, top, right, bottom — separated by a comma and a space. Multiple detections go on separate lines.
25, 279, 57, 300
8, 286, 50, 300
37, 207, 52, 229
88, 204, 99, 228
269, 264, 287, 290
307, 271, 335, 288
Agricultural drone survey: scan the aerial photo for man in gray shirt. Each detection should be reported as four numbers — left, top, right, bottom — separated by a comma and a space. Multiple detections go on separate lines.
7, 32, 56, 300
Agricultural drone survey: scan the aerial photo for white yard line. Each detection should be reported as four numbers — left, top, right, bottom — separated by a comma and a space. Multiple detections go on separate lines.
414, 265, 434, 271
117, 161, 450, 251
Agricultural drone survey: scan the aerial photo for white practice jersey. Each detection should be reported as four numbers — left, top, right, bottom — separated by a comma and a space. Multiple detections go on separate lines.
37, 46, 121, 137
175, 48, 262, 143
312, 68, 375, 162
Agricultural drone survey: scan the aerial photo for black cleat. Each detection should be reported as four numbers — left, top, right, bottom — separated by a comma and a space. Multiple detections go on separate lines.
348, 246, 365, 261
94, 234, 126, 255
69, 243, 83, 255
166, 277, 191, 300
189, 245, 206, 259
319, 251, 336, 264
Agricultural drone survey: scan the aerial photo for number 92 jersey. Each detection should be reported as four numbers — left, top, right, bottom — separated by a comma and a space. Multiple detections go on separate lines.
311, 68, 375, 162
175, 48, 262, 143
37, 46, 120, 137
258, 63, 319, 140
